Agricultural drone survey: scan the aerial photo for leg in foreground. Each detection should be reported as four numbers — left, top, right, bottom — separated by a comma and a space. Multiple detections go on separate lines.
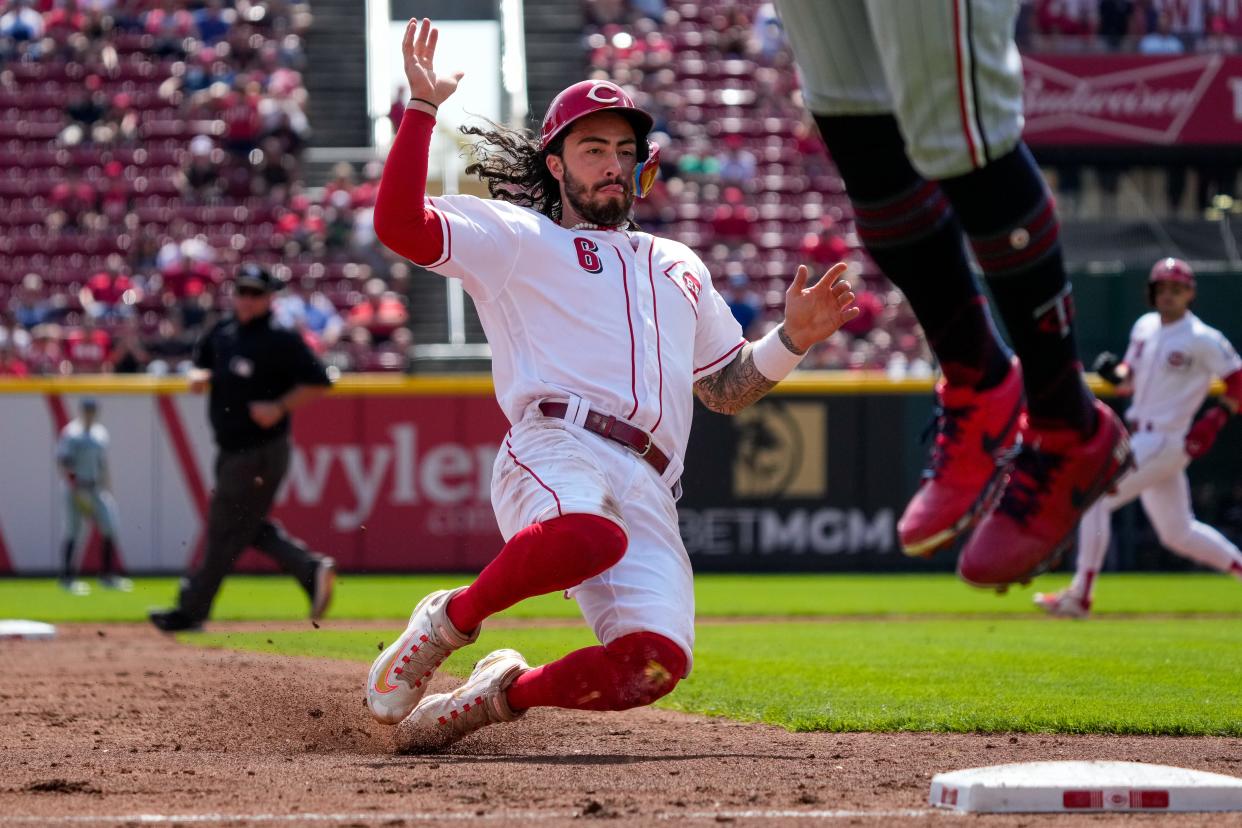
812, 114, 1022, 558
948, 147, 1134, 587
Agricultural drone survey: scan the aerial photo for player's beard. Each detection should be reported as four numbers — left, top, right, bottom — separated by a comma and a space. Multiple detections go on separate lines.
562, 167, 633, 227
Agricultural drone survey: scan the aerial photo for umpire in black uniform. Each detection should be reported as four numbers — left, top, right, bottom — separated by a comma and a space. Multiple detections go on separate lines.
150, 264, 336, 632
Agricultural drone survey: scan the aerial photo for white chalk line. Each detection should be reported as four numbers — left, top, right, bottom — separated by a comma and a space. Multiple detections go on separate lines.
5, 807, 947, 823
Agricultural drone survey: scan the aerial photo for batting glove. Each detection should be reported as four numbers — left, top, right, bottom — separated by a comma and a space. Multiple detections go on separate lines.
1092, 351, 1125, 386
1185, 404, 1230, 459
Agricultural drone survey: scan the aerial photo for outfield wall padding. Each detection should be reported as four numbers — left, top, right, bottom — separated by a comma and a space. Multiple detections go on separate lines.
0, 373, 1236, 574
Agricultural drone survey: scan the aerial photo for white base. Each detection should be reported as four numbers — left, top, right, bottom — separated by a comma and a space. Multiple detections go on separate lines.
0, 619, 57, 640
931, 761, 1242, 813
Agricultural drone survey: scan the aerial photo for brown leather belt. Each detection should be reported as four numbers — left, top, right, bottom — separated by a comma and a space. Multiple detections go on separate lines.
539, 401, 671, 476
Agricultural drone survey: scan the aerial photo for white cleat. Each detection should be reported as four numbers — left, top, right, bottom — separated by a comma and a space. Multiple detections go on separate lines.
394, 648, 529, 754
99, 575, 133, 592
59, 578, 90, 596
1033, 589, 1092, 619
366, 587, 479, 724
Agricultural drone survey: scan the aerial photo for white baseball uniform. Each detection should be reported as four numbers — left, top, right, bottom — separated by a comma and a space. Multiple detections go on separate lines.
1073, 311, 1242, 595
57, 419, 120, 543
775, 0, 1025, 179
423, 194, 746, 669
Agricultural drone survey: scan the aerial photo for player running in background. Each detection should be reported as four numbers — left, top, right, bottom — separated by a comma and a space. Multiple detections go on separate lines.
1036, 258, 1242, 617
774, 0, 1133, 587
365, 18, 858, 752
56, 397, 130, 594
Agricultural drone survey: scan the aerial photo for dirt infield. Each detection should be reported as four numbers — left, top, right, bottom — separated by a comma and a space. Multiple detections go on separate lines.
3, 624, 1242, 827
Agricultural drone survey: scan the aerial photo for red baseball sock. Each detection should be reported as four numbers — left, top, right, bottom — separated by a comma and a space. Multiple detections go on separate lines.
506, 631, 687, 712
446, 513, 626, 633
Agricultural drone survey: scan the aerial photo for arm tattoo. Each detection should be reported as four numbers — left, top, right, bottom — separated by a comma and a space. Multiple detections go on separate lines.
777, 324, 807, 355
693, 343, 778, 415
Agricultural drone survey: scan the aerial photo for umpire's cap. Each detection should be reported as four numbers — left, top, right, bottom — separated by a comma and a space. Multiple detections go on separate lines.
81, 397, 98, 411
235, 262, 281, 293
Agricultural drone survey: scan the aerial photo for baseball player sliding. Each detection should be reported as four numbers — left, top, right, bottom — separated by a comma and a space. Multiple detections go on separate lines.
364, 19, 858, 752
1036, 259, 1242, 617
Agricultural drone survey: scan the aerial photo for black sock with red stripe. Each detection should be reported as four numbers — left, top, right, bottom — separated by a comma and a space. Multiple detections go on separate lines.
815, 114, 1010, 389
938, 143, 1096, 435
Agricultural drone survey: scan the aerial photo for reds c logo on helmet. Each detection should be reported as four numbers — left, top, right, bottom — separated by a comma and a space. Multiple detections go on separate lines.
540, 80, 653, 151
539, 79, 661, 197
1147, 257, 1196, 306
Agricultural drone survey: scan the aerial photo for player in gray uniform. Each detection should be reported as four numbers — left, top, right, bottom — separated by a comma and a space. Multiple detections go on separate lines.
56, 398, 130, 594
776, 0, 1132, 587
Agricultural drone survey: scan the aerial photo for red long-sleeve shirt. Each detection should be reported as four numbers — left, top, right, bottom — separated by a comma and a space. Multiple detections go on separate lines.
372, 108, 445, 265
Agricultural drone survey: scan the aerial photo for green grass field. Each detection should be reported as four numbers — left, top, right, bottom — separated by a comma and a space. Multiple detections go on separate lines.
5, 573, 1241, 736
5, 572, 1242, 621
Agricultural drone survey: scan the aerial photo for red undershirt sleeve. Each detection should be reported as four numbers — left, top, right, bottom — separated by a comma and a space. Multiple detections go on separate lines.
1224, 369, 1242, 409
373, 107, 444, 265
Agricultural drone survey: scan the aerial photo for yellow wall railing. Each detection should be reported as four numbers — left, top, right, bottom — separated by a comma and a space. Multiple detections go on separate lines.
0, 372, 1220, 396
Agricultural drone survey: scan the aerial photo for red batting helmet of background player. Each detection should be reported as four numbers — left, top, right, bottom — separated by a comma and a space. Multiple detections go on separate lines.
540, 80, 661, 198
1147, 257, 1196, 306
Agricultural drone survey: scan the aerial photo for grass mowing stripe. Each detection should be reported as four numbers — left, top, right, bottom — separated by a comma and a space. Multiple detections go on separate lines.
194, 617, 1242, 736
684, 620, 1242, 734
4, 573, 1241, 623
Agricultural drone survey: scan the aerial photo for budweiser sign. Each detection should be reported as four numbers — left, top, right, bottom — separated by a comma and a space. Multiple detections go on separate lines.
1022, 54, 1242, 146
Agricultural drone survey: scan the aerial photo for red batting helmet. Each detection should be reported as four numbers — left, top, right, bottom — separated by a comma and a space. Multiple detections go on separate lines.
540, 80, 661, 197
1147, 257, 1196, 305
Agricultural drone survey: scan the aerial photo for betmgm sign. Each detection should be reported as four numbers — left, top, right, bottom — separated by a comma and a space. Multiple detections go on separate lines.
678, 395, 935, 572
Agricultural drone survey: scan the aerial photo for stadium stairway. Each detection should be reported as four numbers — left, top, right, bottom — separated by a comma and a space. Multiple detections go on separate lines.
523, 0, 588, 129
304, 0, 371, 156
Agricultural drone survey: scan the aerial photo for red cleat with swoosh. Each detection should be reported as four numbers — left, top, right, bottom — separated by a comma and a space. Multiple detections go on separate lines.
958, 399, 1134, 588
899, 359, 1026, 558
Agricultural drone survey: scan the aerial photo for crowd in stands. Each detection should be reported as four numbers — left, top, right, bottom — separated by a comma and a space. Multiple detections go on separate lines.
4, 1, 1239, 377
587, 0, 1242, 53
1018, 0, 1242, 53
584, 0, 933, 373
0, 0, 411, 377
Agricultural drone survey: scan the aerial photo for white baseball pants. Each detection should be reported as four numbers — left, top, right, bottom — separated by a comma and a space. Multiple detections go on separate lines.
491, 411, 695, 673
1074, 430, 1242, 595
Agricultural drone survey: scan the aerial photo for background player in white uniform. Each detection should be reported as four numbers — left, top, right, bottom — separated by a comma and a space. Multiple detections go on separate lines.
56, 398, 130, 594
775, 1, 1132, 588
362, 19, 859, 752
1036, 259, 1242, 617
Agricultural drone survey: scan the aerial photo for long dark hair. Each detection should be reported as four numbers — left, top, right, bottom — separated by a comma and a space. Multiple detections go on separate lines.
461, 120, 566, 222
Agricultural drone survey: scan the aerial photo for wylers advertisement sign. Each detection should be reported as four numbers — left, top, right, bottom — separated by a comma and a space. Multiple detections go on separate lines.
0, 387, 931, 575
2, 381, 1236, 575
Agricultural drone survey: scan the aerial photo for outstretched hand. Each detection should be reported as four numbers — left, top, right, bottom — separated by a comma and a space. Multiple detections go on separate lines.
402, 17, 464, 108
781, 263, 860, 353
